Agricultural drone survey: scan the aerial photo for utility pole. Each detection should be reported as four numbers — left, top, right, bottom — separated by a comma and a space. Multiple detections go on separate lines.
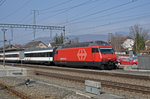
108, 33, 112, 44
136, 32, 138, 55
63, 27, 65, 43
50, 29, 52, 42
8, 27, 13, 48
1, 28, 7, 67
32, 10, 38, 41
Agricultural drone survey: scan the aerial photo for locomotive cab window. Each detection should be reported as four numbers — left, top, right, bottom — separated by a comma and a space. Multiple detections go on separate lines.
92, 48, 99, 53
99, 47, 114, 54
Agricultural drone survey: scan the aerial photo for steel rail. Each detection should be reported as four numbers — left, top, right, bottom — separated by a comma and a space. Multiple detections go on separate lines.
35, 71, 150, 95
0, 83, 31, 99
8, 63, 150, 81
1, 62, 150, 81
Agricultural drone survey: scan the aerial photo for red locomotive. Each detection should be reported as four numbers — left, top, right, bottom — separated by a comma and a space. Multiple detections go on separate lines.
54, 41, 117, 69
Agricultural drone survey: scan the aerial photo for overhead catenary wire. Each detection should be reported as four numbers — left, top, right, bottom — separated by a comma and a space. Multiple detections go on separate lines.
0, 0, 6, 6
91, 22, 150, 34
65, 0, 137, 24
57, 0, 107, 25
40, 0, 73, 12
60, 1, 150, 26
41, 0, 97, 21
19, 13, 32, 23
39, 0, 100, 15
0, 0, 31, 20
71, 13, 150, 33
39, 0, 74, 18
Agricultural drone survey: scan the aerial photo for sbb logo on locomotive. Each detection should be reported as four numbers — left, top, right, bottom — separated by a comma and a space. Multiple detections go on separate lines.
77, 49, 87, 61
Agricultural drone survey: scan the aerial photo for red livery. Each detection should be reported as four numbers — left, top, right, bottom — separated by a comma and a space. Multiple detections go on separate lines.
54, 41, 117, 69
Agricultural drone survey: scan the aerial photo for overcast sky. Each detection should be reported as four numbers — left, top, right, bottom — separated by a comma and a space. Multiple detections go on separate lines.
0, 0, 150, 45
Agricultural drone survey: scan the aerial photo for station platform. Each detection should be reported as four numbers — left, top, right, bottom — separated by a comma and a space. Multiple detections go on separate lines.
119, 65, 150, 72
0, 65, 27, 77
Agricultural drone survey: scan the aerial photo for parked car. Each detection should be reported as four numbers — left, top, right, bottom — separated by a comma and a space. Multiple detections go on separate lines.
132, 58, 138, 65
117, 58, 138, 65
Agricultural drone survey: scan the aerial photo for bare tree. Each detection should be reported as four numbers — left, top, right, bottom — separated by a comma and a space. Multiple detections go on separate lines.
129, 24, 149, 54
110, 33, 122, 52
129, 24, 149, 41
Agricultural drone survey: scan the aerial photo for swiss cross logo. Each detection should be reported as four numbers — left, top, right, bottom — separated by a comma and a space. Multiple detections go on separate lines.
77, 49, 87, 61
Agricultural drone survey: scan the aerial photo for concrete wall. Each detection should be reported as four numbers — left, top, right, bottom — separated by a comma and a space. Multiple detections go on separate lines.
138, 55, 150, 70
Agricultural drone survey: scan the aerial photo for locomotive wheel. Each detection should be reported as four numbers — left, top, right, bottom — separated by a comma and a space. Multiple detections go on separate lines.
100, 65, 105, 70
108, 64, 117, 70
106, 65, 112, 70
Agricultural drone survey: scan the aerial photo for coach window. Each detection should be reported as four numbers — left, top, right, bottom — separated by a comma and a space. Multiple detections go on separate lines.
44, 53, 47, 57
5, 54, 18, 57
50, 52, 52, 57
92, 48, 99, 53
26, 54, 30, 57
32, 53, 35, 57
47, 52, 52, 57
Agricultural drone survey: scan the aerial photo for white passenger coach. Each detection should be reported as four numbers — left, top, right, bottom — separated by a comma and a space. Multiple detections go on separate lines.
0, 48, 54, 64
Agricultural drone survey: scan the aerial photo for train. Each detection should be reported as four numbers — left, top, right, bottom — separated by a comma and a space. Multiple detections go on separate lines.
0, 48, 54, 64
0, 41, 117, 69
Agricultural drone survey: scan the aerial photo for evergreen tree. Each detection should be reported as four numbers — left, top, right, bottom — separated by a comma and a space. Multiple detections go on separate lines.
54, 33, 64, 44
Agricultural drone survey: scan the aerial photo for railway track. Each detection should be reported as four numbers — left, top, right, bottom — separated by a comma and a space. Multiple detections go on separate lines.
1, 63, 150, 98
4, 63, 150, 81
0, 82, 31, 99
35, 71, 150, 95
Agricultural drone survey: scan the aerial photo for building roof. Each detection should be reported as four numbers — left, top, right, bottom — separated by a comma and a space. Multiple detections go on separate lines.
24, 41, 48, 49
14, 44, 25, 48
0, 44, 24, 52
120, 36, 130, 41
0, 44, 17, 50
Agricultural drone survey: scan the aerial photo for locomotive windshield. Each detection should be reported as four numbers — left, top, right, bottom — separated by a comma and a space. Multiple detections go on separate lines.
99, 47, 114, 54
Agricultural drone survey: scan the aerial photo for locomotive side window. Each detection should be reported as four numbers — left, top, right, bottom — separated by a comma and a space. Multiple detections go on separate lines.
92, 48, 99, 53
99, 47, 114, 54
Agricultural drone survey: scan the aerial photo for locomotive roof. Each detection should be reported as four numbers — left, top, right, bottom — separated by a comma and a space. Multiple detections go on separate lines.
59, 41, 110, 49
